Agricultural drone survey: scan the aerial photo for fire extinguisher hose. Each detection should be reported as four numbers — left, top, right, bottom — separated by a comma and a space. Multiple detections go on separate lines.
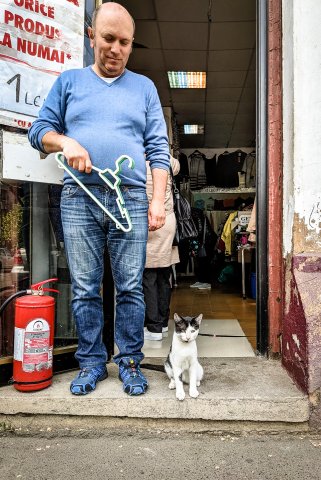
0, 290, 31, 317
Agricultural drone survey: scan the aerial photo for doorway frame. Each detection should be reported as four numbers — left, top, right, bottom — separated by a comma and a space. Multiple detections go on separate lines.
256, 0, 269, 355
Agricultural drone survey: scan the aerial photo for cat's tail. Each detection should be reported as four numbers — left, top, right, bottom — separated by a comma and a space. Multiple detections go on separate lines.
140, 363, 165, 373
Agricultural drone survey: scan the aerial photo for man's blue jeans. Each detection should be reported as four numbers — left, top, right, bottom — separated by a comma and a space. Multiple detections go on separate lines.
60, 184, 148, 368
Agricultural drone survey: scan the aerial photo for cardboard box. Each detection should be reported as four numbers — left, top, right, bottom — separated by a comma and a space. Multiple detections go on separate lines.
238, 211, 252, 226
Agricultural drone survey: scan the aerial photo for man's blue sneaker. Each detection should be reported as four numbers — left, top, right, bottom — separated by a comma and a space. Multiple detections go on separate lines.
70, 365, 108, 395
118, 358, 148, 396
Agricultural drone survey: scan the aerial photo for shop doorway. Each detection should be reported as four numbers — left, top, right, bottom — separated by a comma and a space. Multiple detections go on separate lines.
117, 0, 267, 357
0, 0, 268, 381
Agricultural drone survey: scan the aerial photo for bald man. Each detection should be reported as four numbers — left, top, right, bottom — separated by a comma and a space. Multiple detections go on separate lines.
28, 2, 170, 396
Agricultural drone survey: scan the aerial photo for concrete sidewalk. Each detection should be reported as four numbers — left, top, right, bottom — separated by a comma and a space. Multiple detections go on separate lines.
2, 433, 321, 480
0, 358, 310, 434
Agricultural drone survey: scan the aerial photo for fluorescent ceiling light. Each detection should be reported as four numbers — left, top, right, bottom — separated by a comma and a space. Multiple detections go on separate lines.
167, 71, 206, 88
183, 125, 204, 134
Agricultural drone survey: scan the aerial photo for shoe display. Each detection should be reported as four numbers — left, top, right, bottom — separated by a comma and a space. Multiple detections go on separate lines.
144, 327, 162, 341
70, 365, 108, 395
119, 358, 148, 395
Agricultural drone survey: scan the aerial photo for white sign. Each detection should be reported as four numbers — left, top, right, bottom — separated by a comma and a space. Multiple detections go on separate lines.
1, 130, 63, 184
0, 0, 85, 128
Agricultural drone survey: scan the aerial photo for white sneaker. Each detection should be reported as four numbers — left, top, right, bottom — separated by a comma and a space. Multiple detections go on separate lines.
190, 282, 203, 288
162, 326, 169, 338
198, 283, 211, 290
144, 327, 162, 341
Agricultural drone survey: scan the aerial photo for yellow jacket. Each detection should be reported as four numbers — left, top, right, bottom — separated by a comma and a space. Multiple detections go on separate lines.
221, 211, 238, 255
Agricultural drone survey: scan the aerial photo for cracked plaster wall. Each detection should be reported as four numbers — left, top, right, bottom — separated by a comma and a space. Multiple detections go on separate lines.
282, 2, 321, 424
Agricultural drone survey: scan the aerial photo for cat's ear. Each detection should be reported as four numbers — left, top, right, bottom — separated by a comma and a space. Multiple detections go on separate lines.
193, 314, 203, 326
174, 313, 182, 322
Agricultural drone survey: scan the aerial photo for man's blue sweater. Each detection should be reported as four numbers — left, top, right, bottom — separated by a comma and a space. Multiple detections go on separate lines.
28, 67, 170, 188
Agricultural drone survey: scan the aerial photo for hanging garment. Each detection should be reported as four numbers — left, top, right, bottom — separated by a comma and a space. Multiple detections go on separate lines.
221, 211, 238, 255
247, 197, 256, 242
215, 150, 247, 188
207, 210, 233, 235
198, 216, 207, 258
242, 152, 256, 187
178, 152, 189, 179
205, 154, 216, 186
223, 198, 236, 208
189, 150, 207, 190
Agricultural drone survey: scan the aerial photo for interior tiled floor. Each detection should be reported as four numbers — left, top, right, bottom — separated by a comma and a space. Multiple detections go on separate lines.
141, 278, 257, 358
171, 280, 257, 345
114, 277, 257, 358
142, 318, 255, 358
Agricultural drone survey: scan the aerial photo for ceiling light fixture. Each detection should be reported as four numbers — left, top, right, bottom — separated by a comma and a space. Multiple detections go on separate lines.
183, 125, 204, 134
167, 71, 206, 88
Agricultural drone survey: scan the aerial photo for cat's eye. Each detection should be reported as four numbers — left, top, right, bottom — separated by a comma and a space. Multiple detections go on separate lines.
191, 329, 195, 333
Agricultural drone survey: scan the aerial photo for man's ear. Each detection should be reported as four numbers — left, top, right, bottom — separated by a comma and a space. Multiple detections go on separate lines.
88, 27, 94, 45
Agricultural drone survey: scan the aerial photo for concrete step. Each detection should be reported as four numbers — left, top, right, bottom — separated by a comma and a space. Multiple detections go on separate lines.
0, 358, 310, 434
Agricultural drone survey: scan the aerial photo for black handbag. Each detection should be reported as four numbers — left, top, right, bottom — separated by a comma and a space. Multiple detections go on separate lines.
170, 167, 198, 244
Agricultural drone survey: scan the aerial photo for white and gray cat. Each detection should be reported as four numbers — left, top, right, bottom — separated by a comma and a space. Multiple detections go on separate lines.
164, 313, 204, 401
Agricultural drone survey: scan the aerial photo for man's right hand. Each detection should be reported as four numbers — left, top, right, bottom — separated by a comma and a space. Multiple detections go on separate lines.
61, 137, 92, 174
42, 132, 92, 174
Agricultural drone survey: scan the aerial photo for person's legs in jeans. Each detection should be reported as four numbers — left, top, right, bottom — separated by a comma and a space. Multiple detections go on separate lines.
107, 187, 149, 395
157, 266, 172, 330
60, 185, 108, 394
143, 268, 163, 334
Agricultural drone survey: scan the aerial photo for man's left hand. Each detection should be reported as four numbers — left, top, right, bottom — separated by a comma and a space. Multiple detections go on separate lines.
148, 199, 165, 231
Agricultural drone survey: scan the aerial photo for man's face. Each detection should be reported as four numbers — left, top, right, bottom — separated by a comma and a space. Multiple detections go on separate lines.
89, 8, 134, 78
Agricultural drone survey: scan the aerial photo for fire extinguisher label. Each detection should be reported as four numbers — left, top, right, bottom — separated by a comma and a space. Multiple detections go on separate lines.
14, 327, 25, 361
22, 318, 51, 372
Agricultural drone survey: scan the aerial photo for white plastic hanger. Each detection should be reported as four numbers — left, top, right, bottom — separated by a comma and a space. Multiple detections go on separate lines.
55, 152, 135, 232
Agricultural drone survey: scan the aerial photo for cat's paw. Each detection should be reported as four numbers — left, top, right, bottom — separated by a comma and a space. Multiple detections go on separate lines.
176, 390, 185, 401
169, 379, 176, 390
189, 388, 199, 398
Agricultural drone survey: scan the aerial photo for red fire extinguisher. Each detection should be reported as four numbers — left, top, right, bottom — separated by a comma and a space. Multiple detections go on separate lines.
0, 278, 59, 392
